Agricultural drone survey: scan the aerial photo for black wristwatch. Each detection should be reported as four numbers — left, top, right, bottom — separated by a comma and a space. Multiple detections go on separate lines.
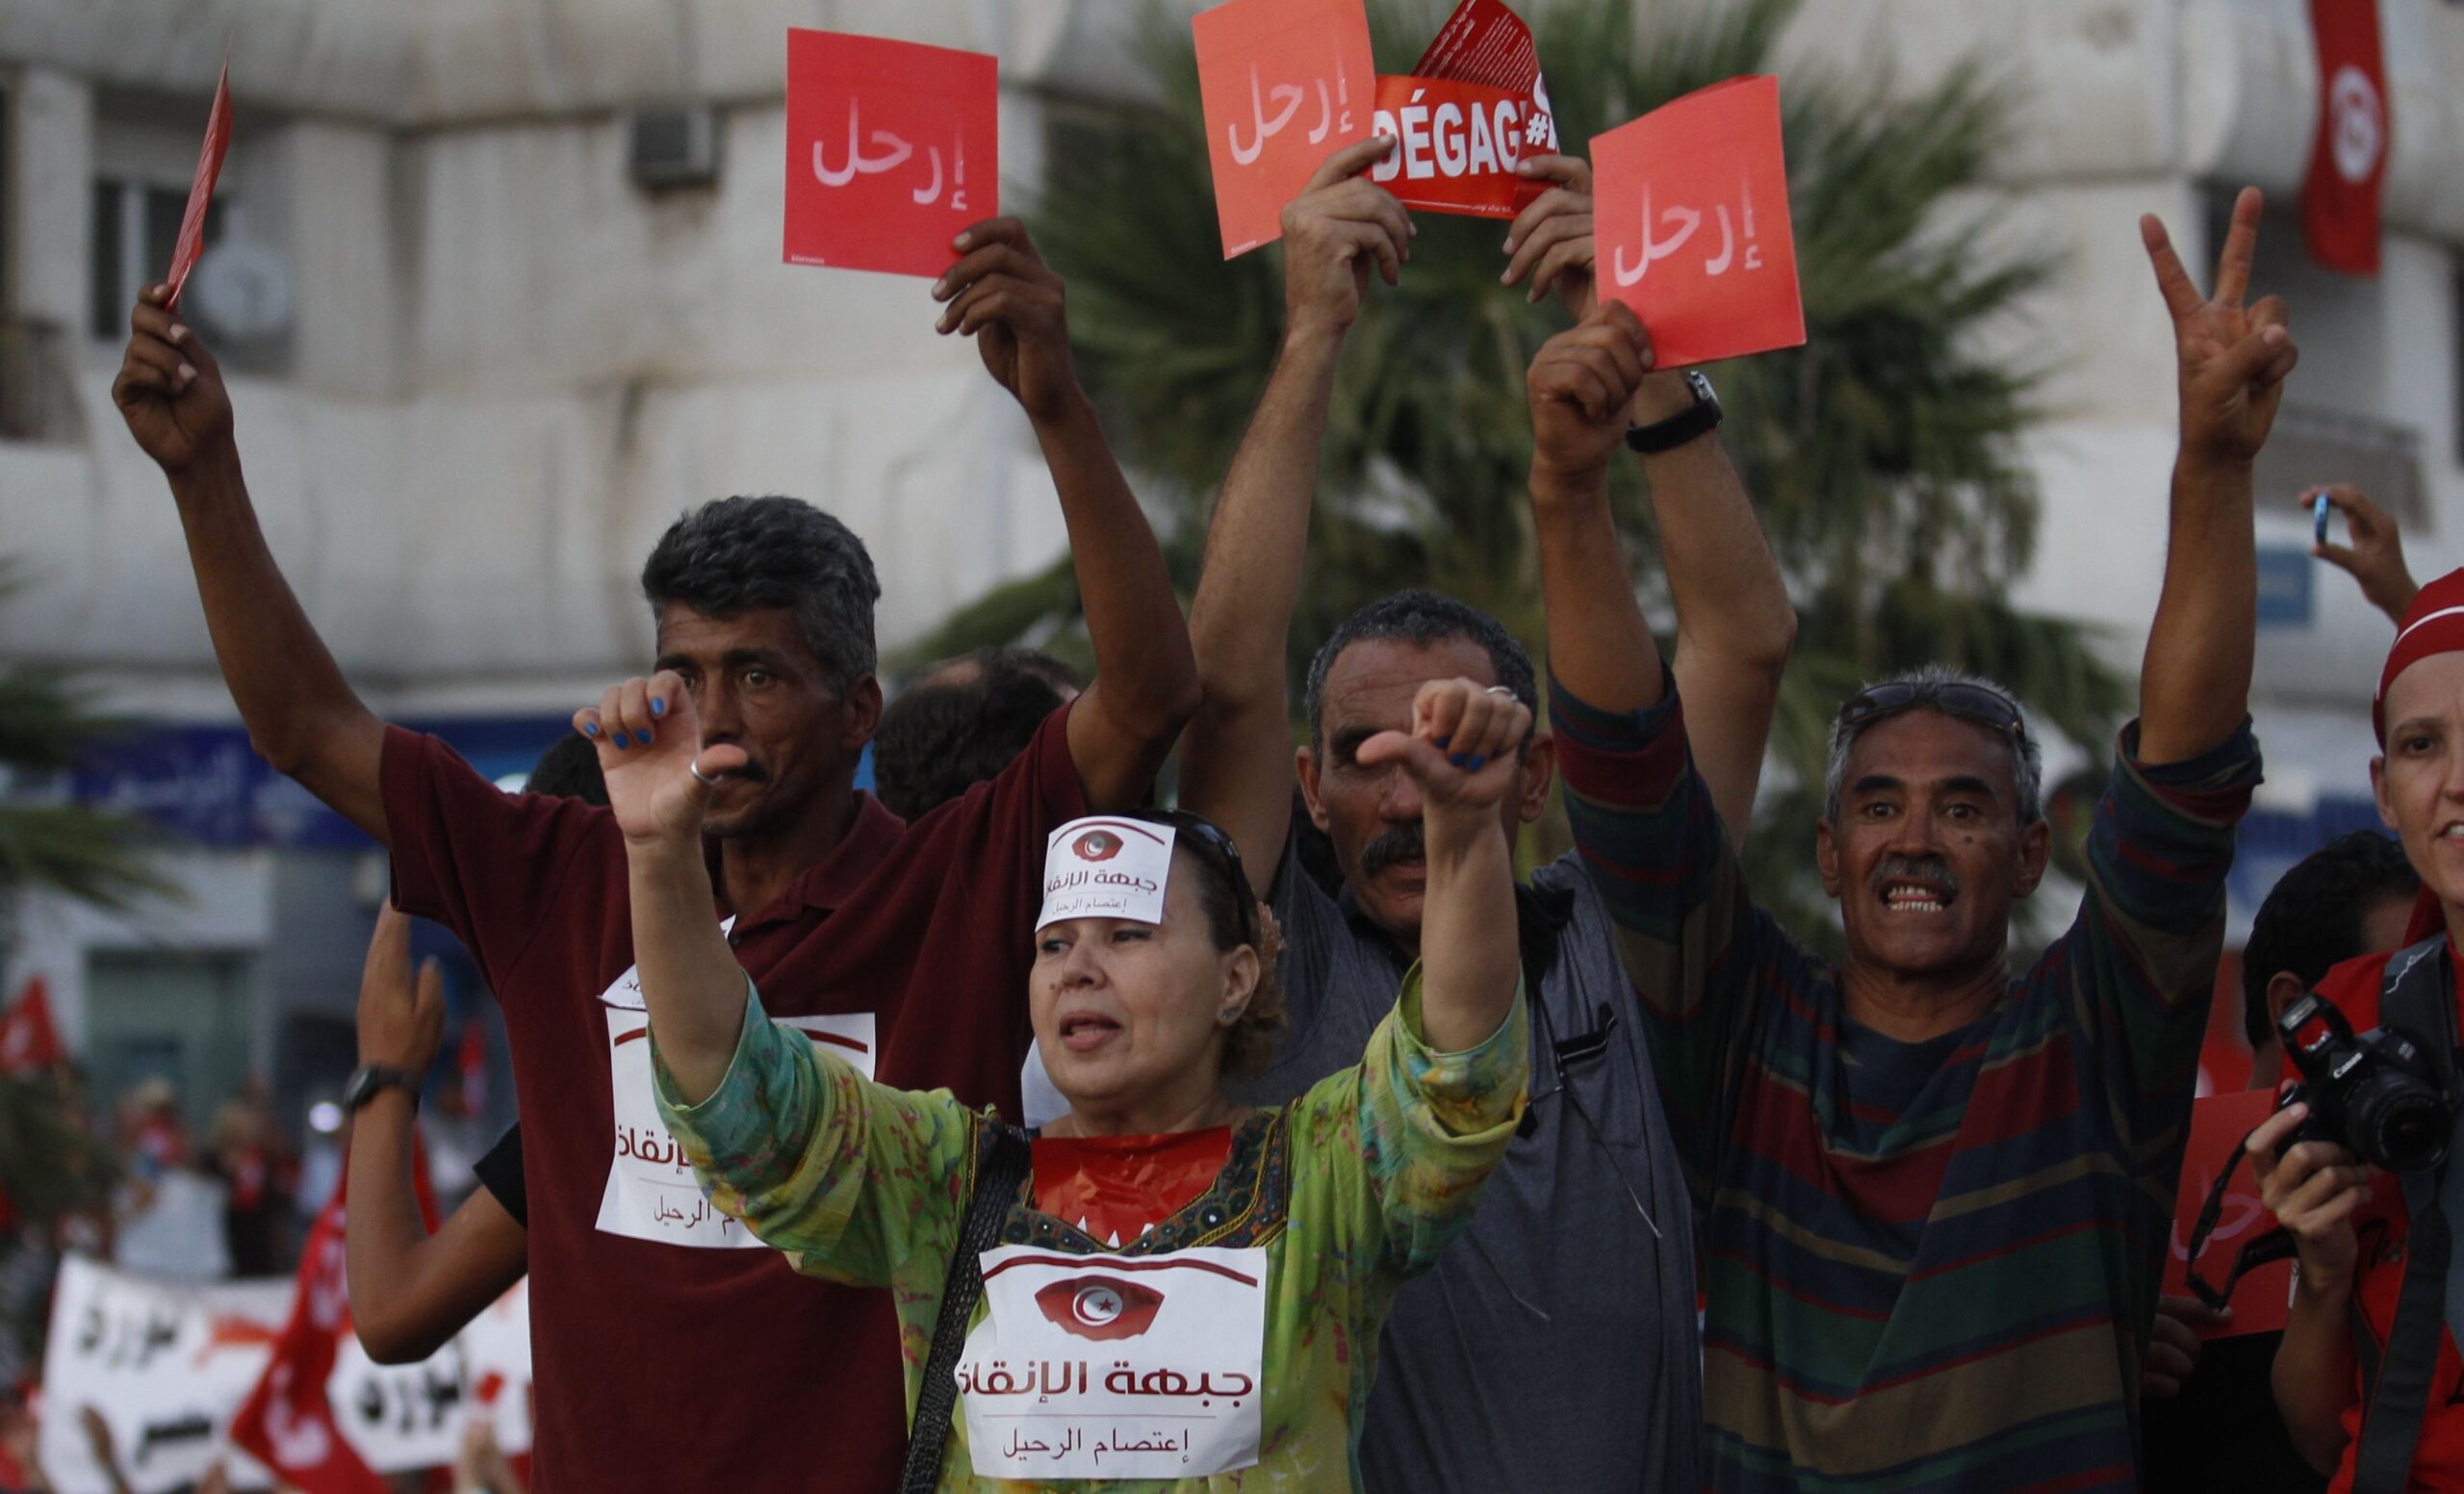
343, 1064, 420, 1115
1624, 371, 1722, 454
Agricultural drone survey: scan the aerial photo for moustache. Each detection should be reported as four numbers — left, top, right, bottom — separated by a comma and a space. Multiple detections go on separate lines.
1869, 854, 1960, 898
1359, 821, 1427, 880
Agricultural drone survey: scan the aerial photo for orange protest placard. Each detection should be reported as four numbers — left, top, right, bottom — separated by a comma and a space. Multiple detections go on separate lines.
1370, 75, 1530, 220
1193, 0, 1376, 258
783, 30, 997, 278
1592, 76, 1806, 367
2163, 1087, 2295, 1338
167, 57, 232, 311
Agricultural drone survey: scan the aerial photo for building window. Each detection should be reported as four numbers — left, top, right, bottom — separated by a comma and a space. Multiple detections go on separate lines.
89, 176, 218, 340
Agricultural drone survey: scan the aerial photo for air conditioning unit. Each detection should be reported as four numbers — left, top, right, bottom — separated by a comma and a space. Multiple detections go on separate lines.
629, 104, 720, 191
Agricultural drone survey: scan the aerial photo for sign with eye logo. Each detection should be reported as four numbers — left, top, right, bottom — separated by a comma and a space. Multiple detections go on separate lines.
957, 1246, 1268, 1479
1040, 816, 1177, 929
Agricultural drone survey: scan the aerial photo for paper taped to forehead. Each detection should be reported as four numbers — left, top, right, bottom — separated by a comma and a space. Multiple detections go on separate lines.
1041, 817, 1177, 929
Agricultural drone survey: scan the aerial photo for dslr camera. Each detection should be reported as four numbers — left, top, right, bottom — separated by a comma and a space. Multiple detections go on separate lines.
2276, 992, 2455, 1174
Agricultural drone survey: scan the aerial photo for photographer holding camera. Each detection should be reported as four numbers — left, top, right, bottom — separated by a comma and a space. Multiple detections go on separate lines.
2252, 567, 2464, 1492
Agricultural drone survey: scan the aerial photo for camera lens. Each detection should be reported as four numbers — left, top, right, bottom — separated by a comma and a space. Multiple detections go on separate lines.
2364, 1091, 2452, 1173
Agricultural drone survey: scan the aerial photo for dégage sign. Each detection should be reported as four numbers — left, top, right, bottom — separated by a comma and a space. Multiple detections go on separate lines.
1369, 75, 1532, 219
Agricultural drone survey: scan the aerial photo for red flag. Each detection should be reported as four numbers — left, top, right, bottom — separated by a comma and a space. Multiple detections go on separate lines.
2302, 0, 2388, 275
167, 56, 233, 310
228, 1143, 438, 1492
0, 977, 63, 1076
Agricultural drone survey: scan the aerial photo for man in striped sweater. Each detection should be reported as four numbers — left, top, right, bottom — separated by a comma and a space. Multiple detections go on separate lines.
1530, 192, 2295, 1490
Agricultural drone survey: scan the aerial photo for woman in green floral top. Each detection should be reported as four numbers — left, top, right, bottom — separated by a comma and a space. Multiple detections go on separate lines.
583, 670, 1530, 1491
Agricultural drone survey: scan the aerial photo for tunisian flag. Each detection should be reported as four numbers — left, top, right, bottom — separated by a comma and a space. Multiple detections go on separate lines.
2303, 0, 2389, 275
229, 1144, 439, 1492
0, 977, 64, 1075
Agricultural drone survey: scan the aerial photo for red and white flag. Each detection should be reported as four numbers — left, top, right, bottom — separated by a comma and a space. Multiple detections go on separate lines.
228, 1146, 438, 1494
2302, 0, 2388, 275
0, 976, 64, 1076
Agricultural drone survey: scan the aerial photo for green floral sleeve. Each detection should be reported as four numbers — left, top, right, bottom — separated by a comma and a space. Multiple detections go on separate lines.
652, 981, 976, 1288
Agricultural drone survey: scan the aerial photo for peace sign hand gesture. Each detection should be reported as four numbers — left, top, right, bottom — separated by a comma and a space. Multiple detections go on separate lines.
2141, 186, 2299, 467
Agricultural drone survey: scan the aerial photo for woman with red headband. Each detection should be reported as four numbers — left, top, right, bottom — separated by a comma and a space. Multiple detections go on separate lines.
579, 666, 1530, 1491
2248, 568, 2464, 1492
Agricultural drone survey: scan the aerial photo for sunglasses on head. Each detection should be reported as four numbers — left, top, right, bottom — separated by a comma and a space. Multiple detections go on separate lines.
1130, 809, 1259, 951
1835, 681, 2026, 739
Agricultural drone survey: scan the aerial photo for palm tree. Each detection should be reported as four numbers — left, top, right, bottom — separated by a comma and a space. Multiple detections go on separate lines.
916, 0, 2130, 946
0, 562, 163, 1322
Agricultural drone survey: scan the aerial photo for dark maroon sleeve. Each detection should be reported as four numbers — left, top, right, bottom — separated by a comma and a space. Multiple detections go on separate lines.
895, 700, 1091, 1075
378, 724, 611, 991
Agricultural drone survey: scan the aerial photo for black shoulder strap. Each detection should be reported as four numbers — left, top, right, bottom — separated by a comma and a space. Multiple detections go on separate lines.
899, 1120, 1032, 1494
2351, 934, 2456, 1494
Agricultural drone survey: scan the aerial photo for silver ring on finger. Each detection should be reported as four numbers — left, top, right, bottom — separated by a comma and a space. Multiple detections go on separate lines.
1484, 685, 1517, 699
688, 757, 720, 788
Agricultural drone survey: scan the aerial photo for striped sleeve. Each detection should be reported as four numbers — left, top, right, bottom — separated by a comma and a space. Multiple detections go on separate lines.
1550, 668, 1785, 1193
2050, 719, 2261, 1152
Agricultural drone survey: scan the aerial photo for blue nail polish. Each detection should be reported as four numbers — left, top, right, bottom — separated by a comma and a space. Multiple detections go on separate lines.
651, 698, 667, 719
612, 732, 630, 749
1434, 736, 1451, 750
581, 722, 599, 737
1450, 753, 1469, 768
1467, 755, 1487, 771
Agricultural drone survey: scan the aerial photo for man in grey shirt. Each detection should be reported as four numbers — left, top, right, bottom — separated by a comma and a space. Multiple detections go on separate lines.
1181, 140, 1797, 1491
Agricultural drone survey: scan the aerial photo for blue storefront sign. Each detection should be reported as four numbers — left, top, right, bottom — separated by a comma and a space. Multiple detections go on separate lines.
2254, 547, 2315, 628
62, 719, 877, 848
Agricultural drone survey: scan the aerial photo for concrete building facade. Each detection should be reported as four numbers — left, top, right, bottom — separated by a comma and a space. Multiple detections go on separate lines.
2, 0, 2459, 1123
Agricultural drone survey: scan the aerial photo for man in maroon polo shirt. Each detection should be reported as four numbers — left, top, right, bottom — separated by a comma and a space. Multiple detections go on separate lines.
107, 219, 1199, 1491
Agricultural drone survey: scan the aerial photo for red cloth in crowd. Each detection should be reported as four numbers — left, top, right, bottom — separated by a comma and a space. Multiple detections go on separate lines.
1032, 1127, 1235, 1247
2305, 943, 2464, 1494
0, 978, 62, 1075
378, 704, 1085, 1493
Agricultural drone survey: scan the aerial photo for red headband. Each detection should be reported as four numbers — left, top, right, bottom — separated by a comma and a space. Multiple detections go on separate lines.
2374, 568, 2464, 746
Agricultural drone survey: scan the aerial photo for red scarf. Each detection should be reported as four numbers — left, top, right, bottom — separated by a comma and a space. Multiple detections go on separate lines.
1032, 1128, 1234, 1248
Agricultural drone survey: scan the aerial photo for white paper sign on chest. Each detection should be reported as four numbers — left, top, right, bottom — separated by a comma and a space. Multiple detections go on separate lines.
958, 1245, 1269, 1481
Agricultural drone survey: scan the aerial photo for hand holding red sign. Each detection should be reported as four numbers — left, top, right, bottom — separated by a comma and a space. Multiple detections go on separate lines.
783, 30, 997, 278
1193, 0, 1376, 258
167, 58, 233, 312
932, 218, 1086, 425
1592, 76, 1805, 368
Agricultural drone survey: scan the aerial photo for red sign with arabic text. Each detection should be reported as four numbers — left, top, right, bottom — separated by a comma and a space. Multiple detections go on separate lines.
1370, 75, 1531, 220
1592, 76, 1805, 368
783, 30, 997, 278
1193, 0, 1376, 258
167, 59, 232, 311
2162, 1087, 2295, 1337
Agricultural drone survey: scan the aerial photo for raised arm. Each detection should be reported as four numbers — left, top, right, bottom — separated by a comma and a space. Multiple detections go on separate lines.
2136, 188, 2297, 764
2308, 482, 2419, 627
345, 908, 527, 1364
1355, 679, 1529, 1048
1505, 155, 1793, 841
1182, 139, 1410, 880
112, 285, 387, 839
936, 219, 1199, 811
579, 673, 747, 1100
1529, 302, 1669, 715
